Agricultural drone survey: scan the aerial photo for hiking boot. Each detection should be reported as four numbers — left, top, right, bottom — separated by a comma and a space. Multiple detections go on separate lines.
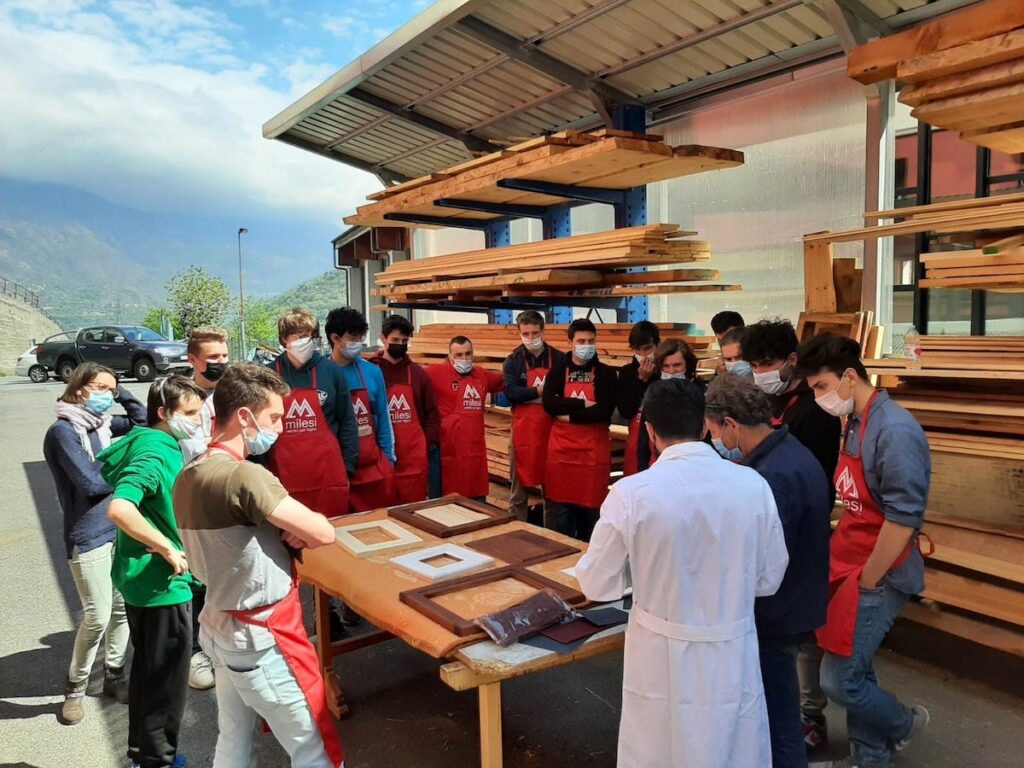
188, 651, 215, 690
894, 705, 930, 752
103, 665, 129, 704
60, 677, 88, 725
802, 713, 828, 753
339, 603, 362, 627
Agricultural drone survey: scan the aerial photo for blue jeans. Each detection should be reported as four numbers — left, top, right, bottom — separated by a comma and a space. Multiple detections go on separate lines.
760, 637, 808, 768
821, 584, 914, 768
556, 504, 599, 542
427, 445, 442, 499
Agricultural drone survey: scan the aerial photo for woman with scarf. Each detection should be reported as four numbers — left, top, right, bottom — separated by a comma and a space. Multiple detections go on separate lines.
43, 362, 146, 725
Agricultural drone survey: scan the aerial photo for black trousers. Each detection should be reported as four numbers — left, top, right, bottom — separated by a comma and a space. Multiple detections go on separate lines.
190, 581, 206, 654
125, 601, 192, 768
760, 635, 809, 768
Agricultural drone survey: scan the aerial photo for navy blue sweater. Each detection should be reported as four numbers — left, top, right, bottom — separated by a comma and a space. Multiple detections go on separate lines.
43, 388, 147, 558
742, 426, 832, 639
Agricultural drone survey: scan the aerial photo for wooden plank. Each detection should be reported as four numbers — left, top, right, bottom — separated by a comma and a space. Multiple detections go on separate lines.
832, 257, 862, 313
846, 0, 1024, 85
897, 27, 1024, 84
479, 682, 503, 768
926, 263, 1024, 278
803, 240, 837, 313
910, 81, 1024, 132
503, 284, 741, 298
900, 57, 1024, 107
865, 191, 1024, 220
963, 120, 1024, 153
900, 601, 1024, 657
921, 248, 1024, 268
921, 274, 1024, 288
922, 568, 1024, 627
807, 203, 1024, 244
983, 233, 1024, 253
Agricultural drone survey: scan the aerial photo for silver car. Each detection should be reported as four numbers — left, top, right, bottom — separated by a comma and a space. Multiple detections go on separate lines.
15, 345, 50, 383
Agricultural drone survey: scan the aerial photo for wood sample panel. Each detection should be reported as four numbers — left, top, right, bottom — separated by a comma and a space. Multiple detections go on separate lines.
466, 530, 580, 566
335, 519, 422, 557
388, 494, 514, 538
390, 543, 496, 582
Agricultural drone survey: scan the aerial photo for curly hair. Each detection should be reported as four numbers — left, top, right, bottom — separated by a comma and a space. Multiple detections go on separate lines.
740, 319, 798, 364
704, 372, 773, 426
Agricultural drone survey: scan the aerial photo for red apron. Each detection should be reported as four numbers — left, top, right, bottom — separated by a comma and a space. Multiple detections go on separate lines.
770, 393, 800, 428
266, 363, 349, 517
511, 349, 553, 488
544, 368, 611, 509
816, 393, 921, 657
232, 583, 345, 767
386, 366, 429, 504
440, 366, 490, 498
347, 363, 396, 512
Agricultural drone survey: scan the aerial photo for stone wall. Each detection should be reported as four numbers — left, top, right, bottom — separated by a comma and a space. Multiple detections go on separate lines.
0, 294, 62, 374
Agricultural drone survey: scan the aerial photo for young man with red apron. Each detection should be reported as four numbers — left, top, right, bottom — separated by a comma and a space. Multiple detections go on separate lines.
542, 319, 618, 542
425, 337, 504, 500
615, 321, 660, 476
502, 311, 566, 524
173, 363, 345, 768
800, 333, 932, 768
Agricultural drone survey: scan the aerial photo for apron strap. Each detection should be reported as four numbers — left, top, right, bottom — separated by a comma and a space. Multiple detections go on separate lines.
631, 605, 755, 643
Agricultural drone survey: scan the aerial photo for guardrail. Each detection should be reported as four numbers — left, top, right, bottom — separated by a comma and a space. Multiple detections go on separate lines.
0, 276, 62, 328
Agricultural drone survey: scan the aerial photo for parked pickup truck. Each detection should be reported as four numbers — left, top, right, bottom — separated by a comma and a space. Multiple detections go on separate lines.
36, 325, 191, 382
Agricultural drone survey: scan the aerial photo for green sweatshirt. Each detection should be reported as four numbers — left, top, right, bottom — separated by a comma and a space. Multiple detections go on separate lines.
98, 427, 192, 608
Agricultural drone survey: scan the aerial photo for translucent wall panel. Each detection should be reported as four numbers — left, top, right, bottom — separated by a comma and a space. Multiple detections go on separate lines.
411, 227, 487, 327
647, 68, 868, 333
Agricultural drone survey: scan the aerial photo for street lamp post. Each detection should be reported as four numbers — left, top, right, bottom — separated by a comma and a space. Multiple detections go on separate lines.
237, 227, 248, 361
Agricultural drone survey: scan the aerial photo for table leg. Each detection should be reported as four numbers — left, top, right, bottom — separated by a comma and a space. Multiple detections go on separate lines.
314, 586, 350, 719
478, 681, 503, 768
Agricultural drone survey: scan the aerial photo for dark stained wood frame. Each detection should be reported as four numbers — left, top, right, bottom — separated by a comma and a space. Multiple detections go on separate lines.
387, 493, 514, 538
466, 529, 580, 566
399, 565, 586, 636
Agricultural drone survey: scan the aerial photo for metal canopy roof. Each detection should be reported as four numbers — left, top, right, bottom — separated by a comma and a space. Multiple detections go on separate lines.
264, 0, 980, 184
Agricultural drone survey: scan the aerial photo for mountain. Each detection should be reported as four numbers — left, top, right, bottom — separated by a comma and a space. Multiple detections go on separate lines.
267, 269, 351, 321
0, 178, 343, 329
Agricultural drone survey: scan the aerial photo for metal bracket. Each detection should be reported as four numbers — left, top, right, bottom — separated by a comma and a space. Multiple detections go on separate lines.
497, 178, 627, 207
811, 0, 891, 54
435, 198, 553, 219
383, 213, 510, 230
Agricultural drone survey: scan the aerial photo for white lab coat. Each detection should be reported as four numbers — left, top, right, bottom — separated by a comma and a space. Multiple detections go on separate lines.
577, 441, 789, 768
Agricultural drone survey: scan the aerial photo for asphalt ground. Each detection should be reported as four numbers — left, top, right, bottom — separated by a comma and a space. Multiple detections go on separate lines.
2, 375, 1023, 767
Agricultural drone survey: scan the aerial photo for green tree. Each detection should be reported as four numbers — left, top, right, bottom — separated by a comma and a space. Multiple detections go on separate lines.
166, 266, 230, 336
141, 307, 183, 339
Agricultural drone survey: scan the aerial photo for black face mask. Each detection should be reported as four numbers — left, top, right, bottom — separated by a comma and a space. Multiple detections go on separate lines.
203, 362, 228, 382
387, 343, 408, 359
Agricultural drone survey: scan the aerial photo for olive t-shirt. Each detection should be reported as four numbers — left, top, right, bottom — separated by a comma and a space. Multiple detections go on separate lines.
173, 453, 291, 650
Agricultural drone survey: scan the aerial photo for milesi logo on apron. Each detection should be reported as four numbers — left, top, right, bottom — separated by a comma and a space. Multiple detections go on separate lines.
836, 466, 862, 514
462, 383, 483, 410
352, 396, 372, 437
285, 396, 320, 433
388, 393, 413, 424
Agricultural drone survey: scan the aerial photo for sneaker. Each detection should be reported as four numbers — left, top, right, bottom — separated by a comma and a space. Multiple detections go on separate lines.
894, 705, 930, 752
103, 665, 129, 704
802, 713, 828, 753
339, 603, 362, 627
60, 677, 88, 725
329, 610, 350, 641
188, 651, 215, 690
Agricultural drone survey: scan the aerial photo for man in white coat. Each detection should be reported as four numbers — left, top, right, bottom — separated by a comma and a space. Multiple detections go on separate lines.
577, 378, 790, 768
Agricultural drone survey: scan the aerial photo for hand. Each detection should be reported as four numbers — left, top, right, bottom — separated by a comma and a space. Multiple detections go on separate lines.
859, 574, 879, 590
584, 399, 597, 408
638, 357, 656, 382
715, 358, 726, 375
281, 531, 308, 550
152, 546, 189, 576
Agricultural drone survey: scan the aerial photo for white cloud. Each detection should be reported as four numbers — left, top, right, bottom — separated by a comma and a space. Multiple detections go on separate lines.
0, 1, 380, 224
323, 14, 361, 38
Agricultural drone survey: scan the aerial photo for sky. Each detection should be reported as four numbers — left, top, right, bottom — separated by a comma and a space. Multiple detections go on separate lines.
0, 0, 435, 227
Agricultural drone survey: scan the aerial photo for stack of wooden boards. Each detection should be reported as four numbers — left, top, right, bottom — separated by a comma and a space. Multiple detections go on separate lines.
923, 232, 1024, 291
345, 129, 743, 228
802, 237, 883, 354
848, 0, 1024, 153
373, 225, 738, 307
408, 322, 715, 371
796, 310, 882, 358
865, 335, 1024, 657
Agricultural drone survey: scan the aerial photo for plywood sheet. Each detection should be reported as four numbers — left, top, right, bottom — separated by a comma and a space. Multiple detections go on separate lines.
416, 504, 490, 527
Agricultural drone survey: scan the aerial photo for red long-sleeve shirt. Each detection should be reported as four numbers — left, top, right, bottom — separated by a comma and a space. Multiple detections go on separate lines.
370, 354, 441, 446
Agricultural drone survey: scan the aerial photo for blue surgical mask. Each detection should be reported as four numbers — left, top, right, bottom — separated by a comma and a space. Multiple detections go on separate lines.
85, 391, 114, 415
453, 359, 473, 375
574, 344, 596, 362
725, 360, 753, 378
241, 408, 279, 456
341, 341, 365, 360
712, 438, 743, 462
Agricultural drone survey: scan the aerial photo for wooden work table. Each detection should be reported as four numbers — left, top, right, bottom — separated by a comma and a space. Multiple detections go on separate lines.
296, 504, 627, 768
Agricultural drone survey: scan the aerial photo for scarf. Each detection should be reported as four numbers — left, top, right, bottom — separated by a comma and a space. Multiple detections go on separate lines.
55, 402, 113, 460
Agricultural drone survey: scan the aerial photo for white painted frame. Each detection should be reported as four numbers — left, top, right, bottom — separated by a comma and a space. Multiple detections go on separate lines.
335, 519, 422, 557
390, 543, 495, 582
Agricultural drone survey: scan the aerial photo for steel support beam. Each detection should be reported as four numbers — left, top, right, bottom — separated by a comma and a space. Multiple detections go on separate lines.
497, 178, 627, 206
383, 213, 508, 230
347, 87, 494, 155
275, 134, 410, 185
812, 0, 889, 54
455, 16, 641, 109
862, 80, 896, 340
435, 198, 554, 219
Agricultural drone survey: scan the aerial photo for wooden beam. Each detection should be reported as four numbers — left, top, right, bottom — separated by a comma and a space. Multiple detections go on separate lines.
897, 26, 1024, 83
804, 240, 838, 312
865, 190, 1024, 219
900, 58, 1024, 107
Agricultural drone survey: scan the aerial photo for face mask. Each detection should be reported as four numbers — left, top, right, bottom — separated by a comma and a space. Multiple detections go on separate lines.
753, 364, 789, 395
712, 438, 743, 462
178, 435, 208, 464
522, 336, 544, 353
661, 371, 686, 380
241, 408, 278, 456
725, 360, 753, 378
341, 341, 365, 360
387, 342, 408, 359
85, 391, 114, 415
634, 353, 650, 365
167, 412, 203, 441
816, 378, 855, 417
574, 344, 596, 362
203, 362, 227, 382
453, 359, 473, 375
287, 337, 316, 364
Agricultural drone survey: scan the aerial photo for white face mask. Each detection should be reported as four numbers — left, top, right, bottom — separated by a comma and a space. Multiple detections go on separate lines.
453, 359, 473, 375
522, 336, 544, 353
574, 344, 596, 362
753, 364, 789, 395
816, 377, 855, 417
168, 412, 203, 442
341, 340, 365, 360
661, 371, 686, 380
288, 337, 316, 364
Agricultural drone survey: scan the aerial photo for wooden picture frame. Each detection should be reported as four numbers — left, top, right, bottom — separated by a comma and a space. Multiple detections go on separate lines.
335, 518, 422, 557
466, 529, 580, 566
388, 494, 514, 538
399, 565, 586, 636
390, 543, 495, 582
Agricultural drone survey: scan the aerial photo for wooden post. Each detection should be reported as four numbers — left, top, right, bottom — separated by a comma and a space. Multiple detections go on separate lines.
314, 586, 350, 719
803, 238, 838, 313
478, 682, 503, 768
